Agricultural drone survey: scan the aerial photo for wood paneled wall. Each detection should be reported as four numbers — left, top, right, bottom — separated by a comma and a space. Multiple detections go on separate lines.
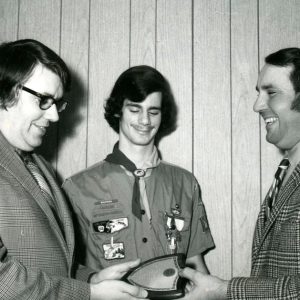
1, 0, 300, 279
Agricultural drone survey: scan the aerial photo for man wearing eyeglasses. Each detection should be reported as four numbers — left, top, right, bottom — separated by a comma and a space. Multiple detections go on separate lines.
0, 39, 147, 300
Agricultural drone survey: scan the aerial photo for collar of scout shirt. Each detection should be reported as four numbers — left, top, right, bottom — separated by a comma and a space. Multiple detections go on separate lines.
105, 142, 160, 222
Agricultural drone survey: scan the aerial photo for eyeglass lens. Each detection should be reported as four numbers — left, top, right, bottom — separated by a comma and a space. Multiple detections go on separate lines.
22, 86, 67, 112
40, 98, 67, 112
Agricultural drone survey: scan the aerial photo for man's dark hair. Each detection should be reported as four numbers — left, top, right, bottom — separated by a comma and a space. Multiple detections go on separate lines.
0, 39, 71, 109
104, 65, 177, 139
266, 47, 300, 111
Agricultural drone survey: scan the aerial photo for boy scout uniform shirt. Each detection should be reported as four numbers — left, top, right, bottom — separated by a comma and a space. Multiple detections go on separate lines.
63, 160, 214, 270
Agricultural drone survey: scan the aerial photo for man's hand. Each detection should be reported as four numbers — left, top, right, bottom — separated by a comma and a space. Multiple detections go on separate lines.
90, 280, 148, 300
179, 267, 228, 300
89, 259, 141, 283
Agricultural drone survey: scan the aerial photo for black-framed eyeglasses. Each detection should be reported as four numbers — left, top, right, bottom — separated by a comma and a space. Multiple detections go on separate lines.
21, 86, 68, 113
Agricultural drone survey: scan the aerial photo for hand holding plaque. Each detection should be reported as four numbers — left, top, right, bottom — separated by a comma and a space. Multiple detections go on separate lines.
122, 254, 187, 299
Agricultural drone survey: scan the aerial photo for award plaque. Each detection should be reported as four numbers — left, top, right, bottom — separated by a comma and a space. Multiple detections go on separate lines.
122, 254, 187, 299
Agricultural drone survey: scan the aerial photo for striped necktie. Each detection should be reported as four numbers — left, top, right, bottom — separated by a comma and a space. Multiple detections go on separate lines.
266, 158, 290, 219
21, 152, 54, 205
18, 151, 65, 237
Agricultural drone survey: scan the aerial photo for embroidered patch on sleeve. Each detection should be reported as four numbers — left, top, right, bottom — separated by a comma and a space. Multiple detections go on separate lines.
200, 215, 210, 232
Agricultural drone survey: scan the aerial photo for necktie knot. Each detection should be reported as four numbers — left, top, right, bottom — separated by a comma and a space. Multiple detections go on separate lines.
275, 158, 290, 181
19, 151, 33, 164
19, 151, 54, 201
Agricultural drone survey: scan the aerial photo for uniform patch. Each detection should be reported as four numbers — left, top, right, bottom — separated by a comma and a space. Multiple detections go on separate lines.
94, 199, 118, 206
200, 215, 209, 232
92, 199, 125, 218
93, 210, 123, 218
103, 241, 125, 260
93, 218, 128, 233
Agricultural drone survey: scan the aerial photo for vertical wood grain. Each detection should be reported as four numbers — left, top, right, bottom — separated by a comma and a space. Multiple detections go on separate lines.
0, 0, 19, 42
193, 0, 231, 278
88, 0, 130, 166
231, 0, 260, 277
58, 0, 89, 180
130, 0, 156, 67
259, 0, 300, 200
1, 0, 300, 279
156, 0, 193, 171
18, 0, 61, 166
18, 0, 61, 47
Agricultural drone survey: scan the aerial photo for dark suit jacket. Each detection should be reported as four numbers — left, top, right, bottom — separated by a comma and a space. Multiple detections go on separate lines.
228, 162, 300, 299
0, 133, 92, 299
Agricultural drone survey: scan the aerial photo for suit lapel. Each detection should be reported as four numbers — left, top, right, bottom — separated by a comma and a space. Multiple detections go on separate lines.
252, 163, 300, 263
34, 154, 75, 259
0, 133, 70, 261
252, 200, 267, 258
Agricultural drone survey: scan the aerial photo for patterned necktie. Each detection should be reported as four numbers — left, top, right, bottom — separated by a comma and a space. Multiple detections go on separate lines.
266, 158, 290, 219
20, 152, 54, 207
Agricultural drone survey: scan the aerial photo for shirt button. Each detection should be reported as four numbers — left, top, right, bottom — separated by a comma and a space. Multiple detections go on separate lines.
142, 237, 148, 243
141, 209, 145, 215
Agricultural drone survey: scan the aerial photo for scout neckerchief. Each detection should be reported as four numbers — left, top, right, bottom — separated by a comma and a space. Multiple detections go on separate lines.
105, 142, 160, 221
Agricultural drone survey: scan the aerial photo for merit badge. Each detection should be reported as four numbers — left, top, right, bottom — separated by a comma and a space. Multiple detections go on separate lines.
103, 237, 125, 260
93, 217, 128, 233
166, 216, 184, 231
